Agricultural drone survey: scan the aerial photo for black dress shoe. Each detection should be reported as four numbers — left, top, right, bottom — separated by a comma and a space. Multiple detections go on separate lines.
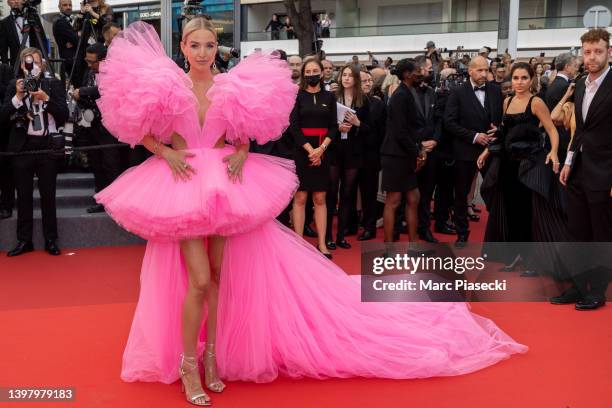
418, 230, 439, 243
45, 240, 61, 256
550, 288, 582, 305
357, 231, 375, 241
336, 239, 351, 249
467, 213, 480, 222
470, 204, 482, 213
303, 225, 318, 238
87, 204, 105, 214
434, 224, 455, 235
7, 241, 34, 257
326, 241, 337, 250
575, 296, 606, 311
318, 248, 333, 260
454, 234, 469, 249
0, 209, 12, 219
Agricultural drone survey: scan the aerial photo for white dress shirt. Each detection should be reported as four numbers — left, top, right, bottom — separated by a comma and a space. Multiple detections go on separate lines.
12, 95, 58, 136
14, 15, 30, 47
470, 78, 486, 144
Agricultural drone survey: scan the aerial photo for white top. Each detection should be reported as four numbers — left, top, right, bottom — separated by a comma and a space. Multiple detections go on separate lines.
12, 95, 58, 136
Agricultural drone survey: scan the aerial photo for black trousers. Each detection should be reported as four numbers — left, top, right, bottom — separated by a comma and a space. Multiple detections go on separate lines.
452, 159, 478, 236
417, 154, 438, 234
358, 163, 380, 233
566, 159, 612, 299
13, 136, 59, 242
327, 165, 359, 241
80, 124, 123, 193
433, 157, 454, 228
0, 156, 15, 212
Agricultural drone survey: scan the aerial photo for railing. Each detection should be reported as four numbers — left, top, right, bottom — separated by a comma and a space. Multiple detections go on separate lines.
244, 15, 584, 41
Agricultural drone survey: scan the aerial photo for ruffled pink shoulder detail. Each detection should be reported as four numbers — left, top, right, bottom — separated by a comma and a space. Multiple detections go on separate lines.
97, 21, 197, 147
204, 51, 299, 145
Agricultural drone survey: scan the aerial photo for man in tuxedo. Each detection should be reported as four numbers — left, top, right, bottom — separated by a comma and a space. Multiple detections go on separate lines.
545, 52, 578, 163
412, 55, 442, 243
52, 0, 79, 83
0, 62, 15, 219
557, 29, 612, 311
0, 0, 49, 69
0, 48, 68, 256
321, 59, 338, 92
444, 56, 503, 247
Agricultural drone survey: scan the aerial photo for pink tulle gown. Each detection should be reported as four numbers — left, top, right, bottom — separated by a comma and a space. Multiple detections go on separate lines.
95, 22, 527, 385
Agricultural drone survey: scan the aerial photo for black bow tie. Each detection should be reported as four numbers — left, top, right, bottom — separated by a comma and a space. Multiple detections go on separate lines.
474, 85, 486, 92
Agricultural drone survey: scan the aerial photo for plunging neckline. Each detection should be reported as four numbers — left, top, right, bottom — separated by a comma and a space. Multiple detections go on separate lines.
190, 79, 214, 134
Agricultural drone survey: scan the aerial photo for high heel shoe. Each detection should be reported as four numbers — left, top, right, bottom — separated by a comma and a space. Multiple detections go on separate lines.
318, 247, 333, 260
203, 343, 226, 393
179, 354, 211, 406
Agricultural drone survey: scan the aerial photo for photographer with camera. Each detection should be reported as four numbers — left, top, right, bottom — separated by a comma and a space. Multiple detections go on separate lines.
0, 47, 68, 257
0, 0, 49, 68
53, 0, 79, 83
72, 43, 121, 213
0, 62, 16, 220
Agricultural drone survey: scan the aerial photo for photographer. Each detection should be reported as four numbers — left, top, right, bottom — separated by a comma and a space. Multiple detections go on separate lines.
72, 43, 121, 213
74, 0, 114, 44
0, 62, 15, 219
0, 0, 49, 68
0, 47, 68, 257
52, 0, 79, 83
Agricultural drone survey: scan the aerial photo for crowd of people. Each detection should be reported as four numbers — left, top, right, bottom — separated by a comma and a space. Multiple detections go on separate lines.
0, 2, 610, 309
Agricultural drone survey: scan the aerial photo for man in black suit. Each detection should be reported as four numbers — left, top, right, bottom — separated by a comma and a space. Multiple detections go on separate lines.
412, 55, 442, 243
0, 0, 48, 69
52, 0, 79, 83
0, 62, 15, 219
557, 29, 612, 311
0, 48, 68, 257
72, 43, 122, 214
545, 52, 578, 163
444, 56, 503, 247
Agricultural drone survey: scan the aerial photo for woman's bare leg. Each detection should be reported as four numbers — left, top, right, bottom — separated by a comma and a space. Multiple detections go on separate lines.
383, 192, 401, 242
405, 189, 421, 242
204, 236, 226, 392
293, 191, 308, 237
312, 191, 329, 253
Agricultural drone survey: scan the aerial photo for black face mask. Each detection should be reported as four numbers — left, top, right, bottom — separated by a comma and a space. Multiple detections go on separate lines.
305, 74, 321, 87
424, 70, 434, 85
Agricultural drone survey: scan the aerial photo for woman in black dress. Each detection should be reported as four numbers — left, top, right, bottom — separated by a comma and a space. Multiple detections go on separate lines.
290, 58, 337, 259
326, 64, 370, 250
478, 62, 572, 276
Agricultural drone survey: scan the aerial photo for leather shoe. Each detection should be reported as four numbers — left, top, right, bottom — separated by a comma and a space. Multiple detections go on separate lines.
550, 287, 582, 305
304, 225, 318, 238
454, 233, 469, 248
0, 209, 12, 219
434, 224, 455, 235
7, 241, 34, 257
326, 241, 337, 250
87, 204, 105, 214
45, 240, 61, 256
336, 239, 351, 249
318, 247, 333, 260
467, 213, 480, 222
418, 230, 439, 243
357, 230, 376, 241
575, 296, 606, 311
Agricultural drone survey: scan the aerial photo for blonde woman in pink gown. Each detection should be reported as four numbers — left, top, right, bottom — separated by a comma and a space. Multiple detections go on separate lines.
96, 19, 527, 406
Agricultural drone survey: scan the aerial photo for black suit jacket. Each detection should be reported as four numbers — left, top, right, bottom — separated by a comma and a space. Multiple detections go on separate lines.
363, 95, 385, 167
0, 14, 49, 68
52, 14, 79, 65
410, 84, 440, 143
444, 81, 503, 162
0, 77, 68, 152
545, 75, 571, 158
0, 63, 14, 147
567, 69, 612, 191
380, 82, 420, 166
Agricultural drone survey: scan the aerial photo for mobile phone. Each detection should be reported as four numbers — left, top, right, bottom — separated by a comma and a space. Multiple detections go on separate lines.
539, 52, 545, 57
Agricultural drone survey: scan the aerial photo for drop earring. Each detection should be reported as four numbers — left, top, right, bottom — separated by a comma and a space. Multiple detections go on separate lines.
184, 59, 189, 71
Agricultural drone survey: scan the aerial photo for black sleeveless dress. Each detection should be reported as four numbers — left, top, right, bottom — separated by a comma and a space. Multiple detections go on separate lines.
481, 96, 572, 277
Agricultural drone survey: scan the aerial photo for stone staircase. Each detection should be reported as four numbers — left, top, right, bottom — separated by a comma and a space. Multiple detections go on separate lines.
0, 172, 144, 251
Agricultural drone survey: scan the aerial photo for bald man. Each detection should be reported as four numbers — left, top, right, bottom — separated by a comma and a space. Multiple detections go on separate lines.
444, 56, 503, 247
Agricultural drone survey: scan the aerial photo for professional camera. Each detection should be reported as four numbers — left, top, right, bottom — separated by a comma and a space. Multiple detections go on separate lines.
182, 0, 204, 17
23, 55, 41, 93
218, 46, 240, 59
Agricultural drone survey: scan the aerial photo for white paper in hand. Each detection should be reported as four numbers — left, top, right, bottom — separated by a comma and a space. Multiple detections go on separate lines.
337, 102, 355, 140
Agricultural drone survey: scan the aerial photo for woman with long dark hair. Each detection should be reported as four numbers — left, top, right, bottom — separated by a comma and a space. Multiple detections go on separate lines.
326, 64, 370, 250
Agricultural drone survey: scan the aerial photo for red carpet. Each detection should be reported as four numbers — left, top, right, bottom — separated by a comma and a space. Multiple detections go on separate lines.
1, 212, 611, 407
